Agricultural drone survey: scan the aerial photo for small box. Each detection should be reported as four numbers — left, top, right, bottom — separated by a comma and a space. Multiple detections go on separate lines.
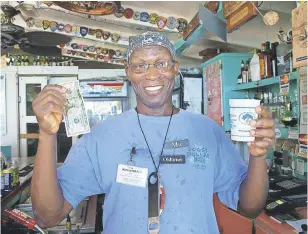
292, 3, 307, 68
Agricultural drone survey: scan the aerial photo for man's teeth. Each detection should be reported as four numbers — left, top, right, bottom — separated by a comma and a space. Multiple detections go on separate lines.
145, 86, 163, 91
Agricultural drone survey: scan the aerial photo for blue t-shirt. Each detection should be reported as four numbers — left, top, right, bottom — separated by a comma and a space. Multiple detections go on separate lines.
57, 108, 248, 234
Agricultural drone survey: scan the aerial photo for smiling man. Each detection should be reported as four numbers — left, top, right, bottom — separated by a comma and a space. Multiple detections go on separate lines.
31, 31, 275, 234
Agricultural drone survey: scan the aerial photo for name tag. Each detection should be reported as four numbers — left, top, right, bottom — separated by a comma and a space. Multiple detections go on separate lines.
164, 139, 189, 149
116, 164, 148, 188
160, 155, 186, 164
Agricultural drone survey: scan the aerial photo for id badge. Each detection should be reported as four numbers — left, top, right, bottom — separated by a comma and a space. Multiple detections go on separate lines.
116, 164, 148, 188
148, 172, 161, 234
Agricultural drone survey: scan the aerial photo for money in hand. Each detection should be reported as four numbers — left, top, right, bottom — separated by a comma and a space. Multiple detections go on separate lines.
60, 81, 90, 137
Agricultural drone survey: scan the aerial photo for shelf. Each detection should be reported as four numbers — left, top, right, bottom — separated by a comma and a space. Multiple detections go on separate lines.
231, 72, 298, 91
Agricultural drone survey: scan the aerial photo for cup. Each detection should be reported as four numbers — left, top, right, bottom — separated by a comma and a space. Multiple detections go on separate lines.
229, 99, 261, 142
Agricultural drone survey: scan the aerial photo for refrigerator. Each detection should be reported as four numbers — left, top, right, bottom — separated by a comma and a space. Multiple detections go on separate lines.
79, 80, 129, 129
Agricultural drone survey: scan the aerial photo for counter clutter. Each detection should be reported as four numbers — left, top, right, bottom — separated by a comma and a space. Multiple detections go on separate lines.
1, 156, 97, 234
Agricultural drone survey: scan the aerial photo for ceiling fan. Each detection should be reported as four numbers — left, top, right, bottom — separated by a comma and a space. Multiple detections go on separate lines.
1, 4, 72, 56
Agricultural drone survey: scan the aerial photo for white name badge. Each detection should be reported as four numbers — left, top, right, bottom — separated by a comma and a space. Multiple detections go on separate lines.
116, 164, 148, 188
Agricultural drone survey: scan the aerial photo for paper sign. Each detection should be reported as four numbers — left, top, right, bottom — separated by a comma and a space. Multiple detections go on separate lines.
279, 74, 290, 95
298, 134, 307, 158
296, 158, 305, 175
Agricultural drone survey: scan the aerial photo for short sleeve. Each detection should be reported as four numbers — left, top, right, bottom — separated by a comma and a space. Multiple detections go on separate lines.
213, 126, 248, 210
57, 135, 104, 208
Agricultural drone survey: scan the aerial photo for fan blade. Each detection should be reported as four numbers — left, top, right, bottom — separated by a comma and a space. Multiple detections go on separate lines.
20, 44, 62, 56
20, 31, 72, 46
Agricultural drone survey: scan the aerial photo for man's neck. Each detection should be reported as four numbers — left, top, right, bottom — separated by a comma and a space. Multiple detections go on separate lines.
136, 102, 177, 116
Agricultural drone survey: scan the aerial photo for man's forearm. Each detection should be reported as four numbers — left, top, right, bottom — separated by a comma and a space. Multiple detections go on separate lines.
238, 156, 269, 218
31, 131, 65, 224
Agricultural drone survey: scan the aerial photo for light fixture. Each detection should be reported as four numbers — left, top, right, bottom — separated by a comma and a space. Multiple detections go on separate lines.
263, 7, 279, 26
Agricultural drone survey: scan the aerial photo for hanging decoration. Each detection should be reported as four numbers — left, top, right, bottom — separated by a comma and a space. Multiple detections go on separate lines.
62, 48, 125, 65
32, 18, 127, 45
64, 42, 126, 59
263, 10, 279, 26
38, 2, 188, 33
53, 1, 121, 16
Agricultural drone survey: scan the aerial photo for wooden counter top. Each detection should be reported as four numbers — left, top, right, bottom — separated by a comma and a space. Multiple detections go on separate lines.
214, 194, 307, 234
255, 208, 307, 234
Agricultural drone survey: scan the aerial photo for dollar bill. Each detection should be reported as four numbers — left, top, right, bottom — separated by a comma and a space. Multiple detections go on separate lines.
60, 80, 90, 137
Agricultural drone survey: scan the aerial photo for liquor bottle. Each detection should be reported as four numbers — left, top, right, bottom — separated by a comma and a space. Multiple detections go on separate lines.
24, 56, 30, 66
237, 62, 243, 84
36, 56, 41, 66
45, 56, 49, 66
20, 55, 25, 66
16, 55, 21, 66
271, 42, 279, 77
263, 88, 269, 106
60, 57, 64, 66
265, 41, 273, 78
8, 54, 14, 66
254, 88, 259, 100
246, 59, 251, 82
56, 57, 60, 66
260, 89, 264, 105
241, 60, 247, 83
40, 56, 45, 66
51, 57, 56, 66
258, 43, 267, 79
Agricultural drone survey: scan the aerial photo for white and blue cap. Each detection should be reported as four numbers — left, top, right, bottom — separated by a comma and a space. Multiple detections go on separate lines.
126, 31, 176, 63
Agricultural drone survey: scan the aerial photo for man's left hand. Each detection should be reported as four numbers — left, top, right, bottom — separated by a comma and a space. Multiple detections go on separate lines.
248, 106, 275, 157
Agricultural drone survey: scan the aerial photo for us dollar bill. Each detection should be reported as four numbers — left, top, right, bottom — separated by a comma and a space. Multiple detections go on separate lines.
60, 80, 90, 137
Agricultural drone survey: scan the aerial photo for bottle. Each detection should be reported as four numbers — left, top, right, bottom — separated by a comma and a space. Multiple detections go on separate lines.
237, 63, 243, 84
45, 56, 49, 66
9, 160, 19, 187
265, 41, 273, 78
51, 57, 56, 66
21, 55, 25, 66
263, 88, 269, 106
16, 56, 21, 66
40, 56, 45, 66
69, 59, 74, 66
267, 91, 273, 118
241, 60, 247, 83
250, 51, 261, 81
272, 93, 278, 124
8, 55, 14, 66
258, 43, 267, 79
246, 59, 251, 82
24, 56, 30, 66
60, 57, 65, 66
260, 89, 264, 105
254, 89, 259, 100
36, 56, 41, 66
271, 42, 279, 77
56, 57, 60, 66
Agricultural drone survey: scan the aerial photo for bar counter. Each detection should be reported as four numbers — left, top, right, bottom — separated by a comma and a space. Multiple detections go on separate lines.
1, 156, 97, 233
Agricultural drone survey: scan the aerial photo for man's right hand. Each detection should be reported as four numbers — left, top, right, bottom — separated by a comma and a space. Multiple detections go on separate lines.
33, 85, 67, 135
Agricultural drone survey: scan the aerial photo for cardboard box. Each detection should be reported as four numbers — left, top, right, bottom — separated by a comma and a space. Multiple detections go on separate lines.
183, 13, 202, 40
292, 3, 307, 68
226, 1, 258, 33
223, 1, 246, 18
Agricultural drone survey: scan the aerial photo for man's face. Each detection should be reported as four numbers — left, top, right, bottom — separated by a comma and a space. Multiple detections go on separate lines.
125, 45, 179, 109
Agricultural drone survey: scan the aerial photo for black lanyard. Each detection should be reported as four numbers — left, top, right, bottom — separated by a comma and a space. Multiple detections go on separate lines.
136, 107, 174, 233
135, 107, 174, 175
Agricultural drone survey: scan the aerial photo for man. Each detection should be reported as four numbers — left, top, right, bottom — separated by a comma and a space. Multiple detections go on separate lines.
31, 31, 274, 234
